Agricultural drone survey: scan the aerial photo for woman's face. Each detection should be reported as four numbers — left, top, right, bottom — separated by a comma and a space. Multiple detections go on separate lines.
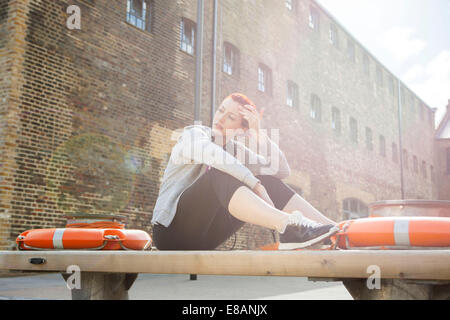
212, 97, 246, 141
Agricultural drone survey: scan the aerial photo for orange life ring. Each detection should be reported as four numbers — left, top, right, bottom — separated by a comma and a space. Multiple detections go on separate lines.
16, 226, 152, 251
334, 216, 450, 249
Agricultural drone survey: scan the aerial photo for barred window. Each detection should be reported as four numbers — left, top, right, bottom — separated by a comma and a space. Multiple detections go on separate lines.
422, 160, 427, 179
365, 127, 373, 151
376, 66, 383, 88
223, 42, 239, 77
378, 135, 385, 157
309, 6, 319, 31
310, 94, 322, 122
126, 0, 151, 32
287, 81, 299, 109
258, 64, 272, 95
349, 117, 358, 143
347, 39, 355, 62
388, 76, 394, 96
329, 24, 338, 47
363, 54, 369, 76
413, 155, 418, 173
392, 143, 398, 163
180, 18, 196, 55
332, 107, 341, 135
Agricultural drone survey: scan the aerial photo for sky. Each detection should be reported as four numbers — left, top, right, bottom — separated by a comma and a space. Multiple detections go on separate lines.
316, 0, 450, 128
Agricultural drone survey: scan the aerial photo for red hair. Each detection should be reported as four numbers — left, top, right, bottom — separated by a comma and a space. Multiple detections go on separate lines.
226, 93, 259, 111
224, 93, 260, 129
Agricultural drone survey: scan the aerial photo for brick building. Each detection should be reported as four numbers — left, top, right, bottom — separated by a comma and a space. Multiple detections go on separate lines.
0, 0, 441, 251
435, 100, 450, 200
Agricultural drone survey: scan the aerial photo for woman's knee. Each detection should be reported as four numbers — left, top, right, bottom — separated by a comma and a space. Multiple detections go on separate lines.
255, 174, 296, 210
208, 167, 246, 187
205, 167, 248, 207
255, 174, 284, 187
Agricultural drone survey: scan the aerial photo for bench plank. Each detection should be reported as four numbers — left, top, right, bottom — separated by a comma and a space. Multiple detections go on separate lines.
1, 250, 449, 280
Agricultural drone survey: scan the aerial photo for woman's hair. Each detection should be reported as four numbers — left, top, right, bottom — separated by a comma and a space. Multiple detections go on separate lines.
225, 93, 259, 129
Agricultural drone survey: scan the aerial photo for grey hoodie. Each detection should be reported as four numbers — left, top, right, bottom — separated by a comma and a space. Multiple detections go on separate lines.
151, 125, 291, 227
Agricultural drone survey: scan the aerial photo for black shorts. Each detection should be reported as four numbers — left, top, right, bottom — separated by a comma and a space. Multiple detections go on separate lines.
152, 167, 296, 250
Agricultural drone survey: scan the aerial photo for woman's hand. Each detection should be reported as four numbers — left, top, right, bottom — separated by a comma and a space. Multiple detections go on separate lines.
238, 104, 265, 138
252, 181, 274, 207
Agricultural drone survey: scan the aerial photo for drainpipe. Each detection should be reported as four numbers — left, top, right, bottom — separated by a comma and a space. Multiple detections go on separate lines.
397, 80, 405, 200
194, 0, 204, 122
210, 0, 218, 127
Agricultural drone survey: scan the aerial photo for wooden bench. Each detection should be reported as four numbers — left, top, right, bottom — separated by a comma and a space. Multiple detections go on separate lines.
0, 250, 449, 300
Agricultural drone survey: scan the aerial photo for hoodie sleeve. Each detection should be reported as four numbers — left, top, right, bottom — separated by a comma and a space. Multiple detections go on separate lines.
172, 126, 261, 190
232, 131, 291, 179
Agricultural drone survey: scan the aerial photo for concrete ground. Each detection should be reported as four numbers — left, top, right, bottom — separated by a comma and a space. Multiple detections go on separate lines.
0, 272, 353, 300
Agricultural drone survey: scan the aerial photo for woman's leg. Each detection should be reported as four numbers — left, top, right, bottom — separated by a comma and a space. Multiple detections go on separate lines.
282, 194, 337, 225
257, 175, 337, 225
153, 168, 292, 250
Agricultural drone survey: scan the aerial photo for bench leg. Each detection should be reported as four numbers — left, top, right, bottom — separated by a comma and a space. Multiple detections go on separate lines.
343, 279, 450, 300
61, 272, 138, 300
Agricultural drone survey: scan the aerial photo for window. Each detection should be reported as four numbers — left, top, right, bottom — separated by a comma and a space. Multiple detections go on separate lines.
287, 81, 299, 109
388, 76, 394, 96
126, 0, 151, 31
285, 0, 294, 11
447, 148, 450, 174
310, 94, 321, 122
332, 107, 341, 135
309, 6, 319, 31
363, 54, 369, 76
419, 103, 424, 120
223, 42, 239, 77
347, 39, 355, 62
413, 155, 419, 173
421, 160, 427, 178
430, 165, 434, 183
180, 18, 196, 55
379, 135, 386, 157
258, 64, 272, 95
329, 24, 338, 47
403, 149, 408, 170
343, 198, 368, 220
349, 117, 358, 143
365, 127, 373, 151
392, 143, 398, 163
411, 96, 416, 115
376, 66, 383, 88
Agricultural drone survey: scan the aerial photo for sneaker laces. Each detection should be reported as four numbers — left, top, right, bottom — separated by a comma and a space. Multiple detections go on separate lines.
288, 211, 322, 228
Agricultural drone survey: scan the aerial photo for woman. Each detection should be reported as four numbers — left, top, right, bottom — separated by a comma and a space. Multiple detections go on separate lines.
151, 93, 338, 250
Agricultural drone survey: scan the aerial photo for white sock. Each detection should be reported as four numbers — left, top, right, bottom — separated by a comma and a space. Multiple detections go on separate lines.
278, 211, 304, 234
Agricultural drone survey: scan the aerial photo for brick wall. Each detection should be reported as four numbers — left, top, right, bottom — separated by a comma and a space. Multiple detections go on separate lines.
0, 0, 11, 249
0, 0, 29, 250
436, 139, 450, 200
0, 0, 440, 251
